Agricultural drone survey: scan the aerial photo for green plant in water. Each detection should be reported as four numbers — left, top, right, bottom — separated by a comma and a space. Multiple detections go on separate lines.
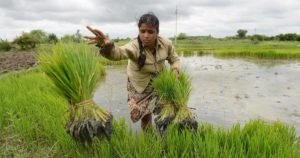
152, 70, 197, 134
39, 42, 112, 145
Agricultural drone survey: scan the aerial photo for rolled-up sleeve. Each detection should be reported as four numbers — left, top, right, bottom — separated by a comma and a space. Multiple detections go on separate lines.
99, 41, 138, 61
166, 44, 180, 69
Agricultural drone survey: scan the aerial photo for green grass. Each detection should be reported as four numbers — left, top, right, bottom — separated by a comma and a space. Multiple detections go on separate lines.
0, 69, 299, 157
0, 69, 69, 157
172, 38, 300, 59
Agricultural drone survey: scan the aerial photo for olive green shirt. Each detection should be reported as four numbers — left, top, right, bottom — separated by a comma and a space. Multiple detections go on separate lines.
99, 35, 180, 93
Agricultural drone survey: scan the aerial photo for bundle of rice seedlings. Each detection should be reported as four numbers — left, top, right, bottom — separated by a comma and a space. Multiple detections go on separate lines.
39, 42, 113, 144
173, 107, 198, 131
173, 71, 198, 131
151, 70, 177, 133
152, 70, 197, 134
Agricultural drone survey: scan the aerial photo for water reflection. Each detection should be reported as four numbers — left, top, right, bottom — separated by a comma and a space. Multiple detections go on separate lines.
213, 55, 300, 68
178, 51, 209, 57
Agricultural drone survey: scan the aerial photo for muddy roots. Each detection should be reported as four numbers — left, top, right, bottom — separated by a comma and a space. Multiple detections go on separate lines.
65, 114, 113, 145
178, 117, 198, 132
154, 115, 175, 135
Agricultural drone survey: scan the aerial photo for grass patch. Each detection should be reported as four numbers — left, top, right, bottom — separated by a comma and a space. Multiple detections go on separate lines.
171, 38, 300, 59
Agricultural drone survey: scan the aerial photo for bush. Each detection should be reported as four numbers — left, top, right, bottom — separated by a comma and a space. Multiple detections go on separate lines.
250, 34, 266, 41
177, 33, 188, 40
276, 33, 299, 41
13, 33, 39, 50
0, 39, 12, 51
237, 29, 248, 38
47, 33, 58, 44
29, 30, 47, 43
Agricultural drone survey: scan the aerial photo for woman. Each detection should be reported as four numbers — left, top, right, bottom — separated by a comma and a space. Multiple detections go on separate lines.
85, 12, 180, 131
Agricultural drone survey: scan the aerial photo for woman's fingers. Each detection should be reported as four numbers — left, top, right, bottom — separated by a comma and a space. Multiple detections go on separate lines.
86, 26, 103, 37
84, 35, 104, 41
83, 36, 95, 40
87, 40, 98, 45
86, 26, 98, 36
84, 35, 98, 45
93, 29, 105, 37
86, 26, 111, 47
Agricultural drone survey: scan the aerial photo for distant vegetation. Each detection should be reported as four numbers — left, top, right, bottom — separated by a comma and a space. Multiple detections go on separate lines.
0, 39, 12, 52
173, 29, 300, 42
0, 29, 84, 51
163, 29, 300, 59
237, 29, 248, 38
1, 29, 300, 60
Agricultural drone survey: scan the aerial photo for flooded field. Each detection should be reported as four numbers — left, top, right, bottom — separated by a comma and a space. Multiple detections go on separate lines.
94, 54, 300, 134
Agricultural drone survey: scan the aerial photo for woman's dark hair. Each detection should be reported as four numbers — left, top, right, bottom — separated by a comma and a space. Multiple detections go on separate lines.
137, 12, 159, 70
137, 36, 146, 70
138, 12, 159, 33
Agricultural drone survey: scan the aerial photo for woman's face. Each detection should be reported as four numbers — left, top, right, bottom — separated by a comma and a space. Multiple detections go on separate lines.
139, 23, 158, 48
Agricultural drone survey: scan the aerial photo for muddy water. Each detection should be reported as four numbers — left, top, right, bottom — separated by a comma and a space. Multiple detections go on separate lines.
94, 54, 300, 134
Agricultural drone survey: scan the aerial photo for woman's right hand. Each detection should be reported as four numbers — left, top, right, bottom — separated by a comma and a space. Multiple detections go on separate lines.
172, 67, 180, 79
84, 26, 112, 48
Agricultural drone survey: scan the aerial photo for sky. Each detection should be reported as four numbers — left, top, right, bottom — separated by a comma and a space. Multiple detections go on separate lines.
0, 0, 299, 41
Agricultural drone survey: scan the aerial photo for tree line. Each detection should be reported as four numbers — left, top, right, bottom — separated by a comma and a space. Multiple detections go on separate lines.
176, 29, 300, 42
235, 29, 300, 41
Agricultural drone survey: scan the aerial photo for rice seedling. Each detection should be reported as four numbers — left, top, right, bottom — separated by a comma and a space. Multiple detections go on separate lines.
39, 42, 113, 145
152, 70, 197, 134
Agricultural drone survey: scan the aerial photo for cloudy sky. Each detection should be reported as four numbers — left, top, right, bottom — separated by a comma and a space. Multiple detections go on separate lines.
0, 0, 299, 41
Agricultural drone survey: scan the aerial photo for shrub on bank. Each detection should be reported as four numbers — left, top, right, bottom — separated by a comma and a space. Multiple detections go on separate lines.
0, 39, 12, 52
